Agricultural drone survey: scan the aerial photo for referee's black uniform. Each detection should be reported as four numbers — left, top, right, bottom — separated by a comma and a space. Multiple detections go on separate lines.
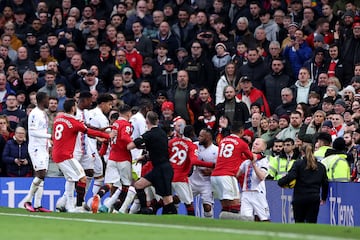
134, 126, 174, 196
134, 126, 176, 214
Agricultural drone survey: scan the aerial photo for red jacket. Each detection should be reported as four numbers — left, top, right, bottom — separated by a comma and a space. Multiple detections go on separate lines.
236, 87, 271, 117
125, 49, 143, 78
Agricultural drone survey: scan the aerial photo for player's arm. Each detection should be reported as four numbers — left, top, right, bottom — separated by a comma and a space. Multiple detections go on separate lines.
251, 159, 268, 181
236, 160, 248, 177
189, 144, 215, 168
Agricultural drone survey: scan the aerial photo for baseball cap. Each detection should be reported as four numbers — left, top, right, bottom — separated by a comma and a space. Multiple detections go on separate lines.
334, 99, 346, 108
322, 120, 333, 128
122, 67, 133, 74
270, 114, 279, 122
164, 58, 174, 65
239, 76, 251, 83
314, 34, 324, 43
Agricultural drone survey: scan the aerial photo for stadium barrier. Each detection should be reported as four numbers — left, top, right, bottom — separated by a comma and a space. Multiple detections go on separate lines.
0, 178, 357, 226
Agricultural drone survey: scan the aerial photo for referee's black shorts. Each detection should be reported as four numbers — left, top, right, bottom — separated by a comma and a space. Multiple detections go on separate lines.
144, 162, 173, 197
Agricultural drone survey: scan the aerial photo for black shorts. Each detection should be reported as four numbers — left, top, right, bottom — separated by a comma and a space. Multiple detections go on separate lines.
144, 162, 173, 197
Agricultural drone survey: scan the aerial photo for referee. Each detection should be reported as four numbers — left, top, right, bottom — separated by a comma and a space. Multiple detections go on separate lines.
127, 111, 177, 214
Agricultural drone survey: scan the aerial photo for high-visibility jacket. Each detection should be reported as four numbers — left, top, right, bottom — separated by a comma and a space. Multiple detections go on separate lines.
268, 155, 296, 180
321, 153, 350, 182
314, 146, 331, 161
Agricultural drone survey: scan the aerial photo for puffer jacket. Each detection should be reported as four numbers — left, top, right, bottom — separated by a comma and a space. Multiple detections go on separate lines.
2, 138, 32, 177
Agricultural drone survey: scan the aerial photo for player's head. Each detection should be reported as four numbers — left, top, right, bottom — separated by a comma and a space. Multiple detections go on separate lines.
78, 91, 93, 109
230, 121, 244, 136
146, 111, 159, 126
198, 128, 213, 146
63, 99, 76, 114
97, 93, 114, 114
183, 125, 195, 139
139, 99, 153, 115
251, 138, 267, 153
36, 91, 49, 108
173, 117, 186, 135
119, 103, 132, 120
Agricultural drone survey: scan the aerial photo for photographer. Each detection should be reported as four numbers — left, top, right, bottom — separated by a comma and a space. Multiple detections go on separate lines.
2, 126, 32, 177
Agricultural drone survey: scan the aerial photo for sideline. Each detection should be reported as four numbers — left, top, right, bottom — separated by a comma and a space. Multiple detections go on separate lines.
0, 212, 354, 240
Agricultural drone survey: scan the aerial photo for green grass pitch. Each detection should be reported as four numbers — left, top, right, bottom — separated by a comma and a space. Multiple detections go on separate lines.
0, 207, 359, 240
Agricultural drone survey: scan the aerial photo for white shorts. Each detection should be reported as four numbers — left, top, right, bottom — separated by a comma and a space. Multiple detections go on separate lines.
94, 155, 103, 178
240, 191, 270, 221
29, 147, 49, 171
57, 158, 86, 182
211, 176, 240, 201
190, 181, 214, 205
74, 153, 94, 170
172, 182, 193, 205
104, 160, 132, 186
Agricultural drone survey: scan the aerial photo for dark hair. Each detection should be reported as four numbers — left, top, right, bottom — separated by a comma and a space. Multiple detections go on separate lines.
184, 125, 195, 139
36, 92, 48, 104
231, 121, 244, 133
283, 138, 295, 145
49, 96, 59, 102
63, 99, 76, 113
96, 93, 114, 105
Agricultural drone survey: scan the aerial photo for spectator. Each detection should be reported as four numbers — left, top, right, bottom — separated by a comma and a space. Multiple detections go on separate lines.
180, 40, 215, 93
0, 93, 26, 130
216, 85, 249, 125
274, 87, 297, 117
14, 47, 36, 77
276, 110, 303, 140
283, 29, 312, 79
38, 70, 57, 98
236, 76, 271, 117
167, 70, 193, 124
2, 126, 31, 177
237, 47, 270, 92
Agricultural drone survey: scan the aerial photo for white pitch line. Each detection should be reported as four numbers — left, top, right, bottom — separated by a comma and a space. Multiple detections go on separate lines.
0, 212, 353, 240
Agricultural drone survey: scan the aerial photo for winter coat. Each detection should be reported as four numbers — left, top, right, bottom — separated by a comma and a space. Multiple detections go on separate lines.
2, 138, 32, 177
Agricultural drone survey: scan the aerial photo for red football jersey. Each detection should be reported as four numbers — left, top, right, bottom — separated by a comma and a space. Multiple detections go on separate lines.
169, 137, 213, 182
109, 118, 133, 162
52, 113, 110, 163
211, 134, 253, 177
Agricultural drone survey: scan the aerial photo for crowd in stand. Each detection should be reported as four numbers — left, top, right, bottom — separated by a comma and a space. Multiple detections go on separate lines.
0, 0, 360, 186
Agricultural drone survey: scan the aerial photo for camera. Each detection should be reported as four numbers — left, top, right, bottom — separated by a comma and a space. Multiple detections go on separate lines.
201, 33, 213, 38
84, 21, 94, 25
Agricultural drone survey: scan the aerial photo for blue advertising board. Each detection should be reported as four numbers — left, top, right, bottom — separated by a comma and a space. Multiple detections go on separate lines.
0, 178, 358, 226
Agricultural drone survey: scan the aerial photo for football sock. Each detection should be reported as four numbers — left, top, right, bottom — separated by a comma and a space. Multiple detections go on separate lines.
230, 204, 240, 213
119, 187, 136, 213
204, 209, 213, 218
106, 188, 121, 208
129, 199, 141, 214
76, 181, 86, 207
185, 204, 195, 216
135, 188, 147, 208
24, 177, 42, 203
92, 177, 104, 195
34, 180, 44, 208
65, 181, 75, 210
98, 183, 111, 198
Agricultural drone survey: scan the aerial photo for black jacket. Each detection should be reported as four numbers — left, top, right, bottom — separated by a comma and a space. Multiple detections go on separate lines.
278, 158, 329, 203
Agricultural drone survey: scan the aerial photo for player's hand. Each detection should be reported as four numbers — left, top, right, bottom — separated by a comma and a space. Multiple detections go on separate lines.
96, 137, 107, 142
109, 130, 117, 139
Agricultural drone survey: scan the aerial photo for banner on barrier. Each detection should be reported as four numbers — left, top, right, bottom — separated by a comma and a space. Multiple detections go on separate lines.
0, 178, 357, 226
